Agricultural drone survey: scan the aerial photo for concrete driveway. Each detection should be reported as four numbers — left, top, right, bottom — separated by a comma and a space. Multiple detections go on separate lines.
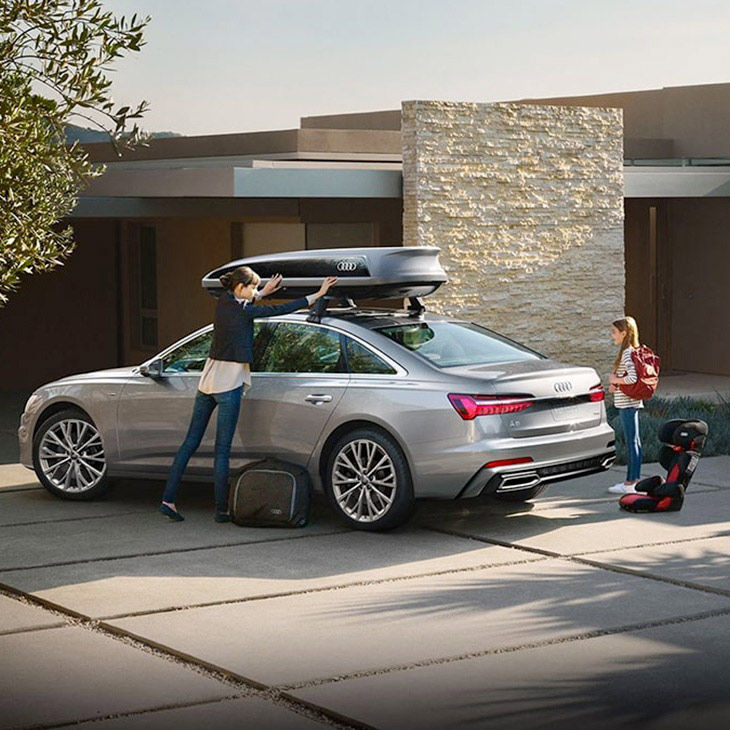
2, 457, 730, 730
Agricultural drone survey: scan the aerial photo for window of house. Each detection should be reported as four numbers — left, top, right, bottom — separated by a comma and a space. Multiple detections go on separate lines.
131, 225, 158, 349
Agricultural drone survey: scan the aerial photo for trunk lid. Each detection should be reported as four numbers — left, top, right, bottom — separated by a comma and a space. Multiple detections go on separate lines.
445, 359, 605, 438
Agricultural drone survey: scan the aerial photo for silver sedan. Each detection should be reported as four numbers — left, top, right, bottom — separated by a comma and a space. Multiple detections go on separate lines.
18, 309, 615, 530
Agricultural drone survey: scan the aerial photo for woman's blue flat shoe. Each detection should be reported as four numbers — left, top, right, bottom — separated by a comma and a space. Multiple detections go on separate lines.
214, 511, 231, 523
159, 504, 185, 522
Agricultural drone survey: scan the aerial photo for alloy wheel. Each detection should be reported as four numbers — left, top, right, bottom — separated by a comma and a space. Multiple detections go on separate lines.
38, 418, 106, 493
331, 438, 397, 523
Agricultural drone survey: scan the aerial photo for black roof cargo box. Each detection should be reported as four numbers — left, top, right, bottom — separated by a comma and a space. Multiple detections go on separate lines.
202, 246, 447, 300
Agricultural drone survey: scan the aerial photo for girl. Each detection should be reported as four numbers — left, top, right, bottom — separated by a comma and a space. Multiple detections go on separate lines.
159, 267, 337, 522
607, 316, 643, 494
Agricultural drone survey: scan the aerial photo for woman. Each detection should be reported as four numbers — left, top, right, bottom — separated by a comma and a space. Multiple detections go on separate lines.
159, 268, 338, 522
607, 316, 643, 494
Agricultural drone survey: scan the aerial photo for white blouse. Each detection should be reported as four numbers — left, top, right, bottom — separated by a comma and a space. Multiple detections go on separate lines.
197, 292, 316, 395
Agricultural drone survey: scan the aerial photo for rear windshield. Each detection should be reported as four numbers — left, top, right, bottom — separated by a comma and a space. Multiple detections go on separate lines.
376, 321, 542, 368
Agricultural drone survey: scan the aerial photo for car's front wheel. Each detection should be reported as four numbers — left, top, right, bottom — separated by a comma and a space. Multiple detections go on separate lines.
33, 409, 110, 500
325, 427, 414, 531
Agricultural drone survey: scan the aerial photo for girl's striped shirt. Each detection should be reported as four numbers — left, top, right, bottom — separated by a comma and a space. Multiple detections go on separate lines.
613, 346, 644, 409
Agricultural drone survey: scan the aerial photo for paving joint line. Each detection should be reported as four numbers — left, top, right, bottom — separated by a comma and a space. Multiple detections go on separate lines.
423, 526, 730, 599
279, 605, 730, 692
97, 555, 550, 621
571, 555, 730, 598
0, 623, 65, 638
574, 531, 730, 556
0, 510, 145, 529
8, 696, 243, 730
0, 528, 351, 573
0, 582, 363, 730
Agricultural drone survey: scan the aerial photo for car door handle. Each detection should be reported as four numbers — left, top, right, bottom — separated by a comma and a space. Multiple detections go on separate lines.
305, 394, 333, 404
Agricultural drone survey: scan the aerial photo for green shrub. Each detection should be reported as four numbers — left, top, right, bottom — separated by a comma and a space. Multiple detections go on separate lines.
607, 396, 730, 465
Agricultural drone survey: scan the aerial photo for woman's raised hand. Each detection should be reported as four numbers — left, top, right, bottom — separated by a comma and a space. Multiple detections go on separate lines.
316, 276, 338, 298
259, 273, 283, 297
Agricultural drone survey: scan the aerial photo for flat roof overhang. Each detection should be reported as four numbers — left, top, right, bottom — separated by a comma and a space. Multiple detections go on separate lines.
73, 161, 730, 218
624, 165, 730, 197
79, 164, 401, 203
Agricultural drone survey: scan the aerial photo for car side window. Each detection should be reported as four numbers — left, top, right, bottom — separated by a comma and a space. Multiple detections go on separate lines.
162, 330, 212, 373
251, 322, 277, 372
345, 337, 396, 375
259, 322, 344, 373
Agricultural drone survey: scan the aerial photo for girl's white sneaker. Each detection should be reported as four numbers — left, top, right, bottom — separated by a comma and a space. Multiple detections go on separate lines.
608, 482, 637, 494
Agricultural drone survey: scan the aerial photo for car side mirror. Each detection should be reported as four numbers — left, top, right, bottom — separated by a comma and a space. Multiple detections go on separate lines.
140, 358, 164, 379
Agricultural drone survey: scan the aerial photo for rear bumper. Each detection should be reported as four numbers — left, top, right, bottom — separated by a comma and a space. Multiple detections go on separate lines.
459, 448, 616, 499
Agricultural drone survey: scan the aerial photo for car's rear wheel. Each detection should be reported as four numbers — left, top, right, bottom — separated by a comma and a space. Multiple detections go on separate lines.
325, 427, 414, 531
33, 409, 110, 500
494, 484, 547, 502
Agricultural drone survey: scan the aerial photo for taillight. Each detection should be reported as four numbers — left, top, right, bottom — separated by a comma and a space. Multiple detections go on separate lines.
589, 383, 605, 402
448, 393, 534, 420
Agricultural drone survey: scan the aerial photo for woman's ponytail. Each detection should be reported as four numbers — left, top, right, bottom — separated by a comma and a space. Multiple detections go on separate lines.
219, 266, 260, 292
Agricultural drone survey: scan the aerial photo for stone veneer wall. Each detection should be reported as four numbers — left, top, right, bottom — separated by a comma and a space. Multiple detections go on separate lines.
402, 100, 624, 376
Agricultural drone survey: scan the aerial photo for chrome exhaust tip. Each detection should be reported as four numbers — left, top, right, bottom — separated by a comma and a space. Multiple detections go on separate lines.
496, 471, 541, 493
600, 455, 616, 469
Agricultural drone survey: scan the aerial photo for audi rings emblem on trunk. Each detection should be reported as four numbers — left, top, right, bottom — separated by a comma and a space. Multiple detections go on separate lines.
336, 260, 358, 272
331, 438, 396, 522
553, 381, 573, 393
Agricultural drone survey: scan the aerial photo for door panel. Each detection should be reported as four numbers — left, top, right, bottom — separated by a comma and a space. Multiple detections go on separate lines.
116, 373, 205, 471
116, 328, 221, 473
238, 374, 347, 465
237, 321, 348, 465
115, 320, 350, 474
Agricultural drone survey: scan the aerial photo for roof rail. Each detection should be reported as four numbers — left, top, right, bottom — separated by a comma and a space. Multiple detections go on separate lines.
306, 295, 427, 323
406, 297, 425, 317
307, 296, 357, 323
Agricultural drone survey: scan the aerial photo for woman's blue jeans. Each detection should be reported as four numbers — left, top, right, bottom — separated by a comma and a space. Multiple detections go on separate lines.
619, 407, 642, 482
162, 386, 243, 512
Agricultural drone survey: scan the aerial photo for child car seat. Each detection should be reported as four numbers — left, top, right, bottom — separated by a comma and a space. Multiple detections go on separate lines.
619, 418, 708, 514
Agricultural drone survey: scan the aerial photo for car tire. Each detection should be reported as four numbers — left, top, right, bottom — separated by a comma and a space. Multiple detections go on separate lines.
33, 408, 110, 500
494, 484, 547, 502
325, 427, 414, 531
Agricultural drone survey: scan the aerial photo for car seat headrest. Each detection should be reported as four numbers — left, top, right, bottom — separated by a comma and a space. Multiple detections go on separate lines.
658, 419, 708, 452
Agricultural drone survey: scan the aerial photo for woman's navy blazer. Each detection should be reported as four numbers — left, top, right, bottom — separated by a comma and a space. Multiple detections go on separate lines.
208, 292, 309, 364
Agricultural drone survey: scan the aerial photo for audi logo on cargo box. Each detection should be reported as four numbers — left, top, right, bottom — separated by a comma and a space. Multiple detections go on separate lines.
336, 260, 359, 272
553, 381, 573, 393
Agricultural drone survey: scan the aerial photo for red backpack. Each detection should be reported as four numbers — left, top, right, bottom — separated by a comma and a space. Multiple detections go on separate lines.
619, 345, 661, 401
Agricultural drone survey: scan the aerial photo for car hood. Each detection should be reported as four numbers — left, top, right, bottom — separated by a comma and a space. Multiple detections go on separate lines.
48, 366, 139, 387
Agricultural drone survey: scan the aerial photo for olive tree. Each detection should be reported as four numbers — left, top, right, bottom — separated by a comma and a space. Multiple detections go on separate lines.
0, 0, 149, 305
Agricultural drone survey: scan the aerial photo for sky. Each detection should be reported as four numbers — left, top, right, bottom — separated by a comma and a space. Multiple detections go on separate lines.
102, 0, 730, 136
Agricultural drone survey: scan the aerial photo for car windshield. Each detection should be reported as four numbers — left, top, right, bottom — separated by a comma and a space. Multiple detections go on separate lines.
376, 321, 542, 368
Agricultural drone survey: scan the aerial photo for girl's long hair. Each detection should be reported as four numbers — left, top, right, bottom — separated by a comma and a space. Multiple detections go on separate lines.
612, 316, 640, 372
219, 266, 260, 292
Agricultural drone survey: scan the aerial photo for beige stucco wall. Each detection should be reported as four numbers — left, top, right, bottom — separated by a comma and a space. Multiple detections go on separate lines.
402, 100, 624, 375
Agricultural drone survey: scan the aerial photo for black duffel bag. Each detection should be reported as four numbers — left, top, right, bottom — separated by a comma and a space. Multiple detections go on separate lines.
229, 458, 311, 528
